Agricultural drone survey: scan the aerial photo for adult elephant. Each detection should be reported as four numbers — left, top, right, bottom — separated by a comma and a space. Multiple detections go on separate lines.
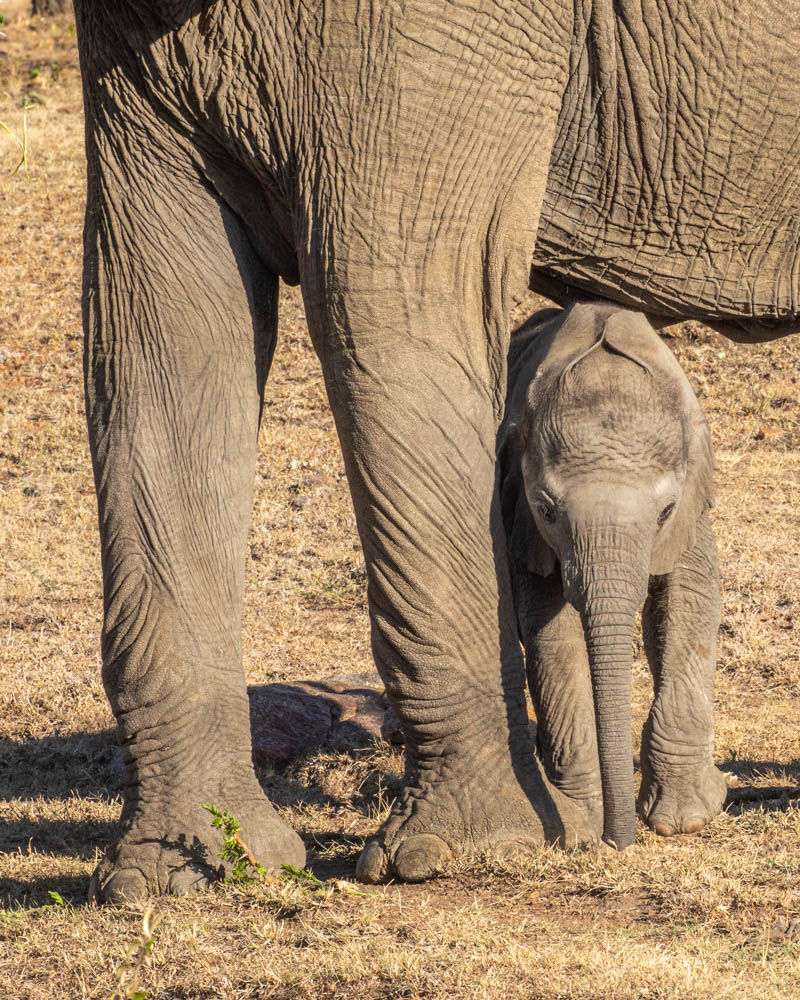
73, 1, 800, 902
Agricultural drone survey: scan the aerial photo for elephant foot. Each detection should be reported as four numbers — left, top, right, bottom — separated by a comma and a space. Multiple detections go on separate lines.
538, 761, 605, 846
89, 790, 305, 904
355, 752, 599, 884
637, 763, 727, 837
549, 786, 604, 845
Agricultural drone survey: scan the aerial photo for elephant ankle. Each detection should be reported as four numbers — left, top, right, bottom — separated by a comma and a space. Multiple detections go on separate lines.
640, 748, 717, 783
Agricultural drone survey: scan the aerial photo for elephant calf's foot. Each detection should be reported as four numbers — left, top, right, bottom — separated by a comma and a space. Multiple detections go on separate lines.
90, 793, 305, 904
548, 785, 604, 846
355, 753, 597, 884
637, 763, 727, 837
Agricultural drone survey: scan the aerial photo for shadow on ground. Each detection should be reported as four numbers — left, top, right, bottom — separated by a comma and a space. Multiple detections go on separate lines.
0, 874, 93, 910
0, 729, 122, 803
0, 711, 400, 905
720, 757, 800, 781
0, 730, 123, 900
720, 757, 800, 815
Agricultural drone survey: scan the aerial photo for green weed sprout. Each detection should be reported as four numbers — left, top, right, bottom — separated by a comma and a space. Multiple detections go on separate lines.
202, 803, 270, 882
0, 99, 32, 180
281, 863, 324, 889
203, 802, 372, 896
109, 907, 161, 1000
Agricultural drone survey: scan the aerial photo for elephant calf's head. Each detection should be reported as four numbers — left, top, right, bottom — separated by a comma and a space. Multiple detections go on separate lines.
502, 301, 714, 596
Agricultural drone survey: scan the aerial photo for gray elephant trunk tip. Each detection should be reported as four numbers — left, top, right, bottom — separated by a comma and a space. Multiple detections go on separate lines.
602, 829, 635, 852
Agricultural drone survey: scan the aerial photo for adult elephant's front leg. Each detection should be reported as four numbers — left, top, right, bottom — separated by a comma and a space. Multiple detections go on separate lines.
82, 120, 304, 902
307, 304, 578, 882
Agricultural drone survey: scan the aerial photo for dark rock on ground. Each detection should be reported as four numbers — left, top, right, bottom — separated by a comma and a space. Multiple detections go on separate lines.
380, 703, 404, 745
249, 685, 334, 766
248, 671, 405, 765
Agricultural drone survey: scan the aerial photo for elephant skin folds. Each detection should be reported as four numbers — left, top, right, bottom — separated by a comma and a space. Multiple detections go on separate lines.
533, 0, 800, 340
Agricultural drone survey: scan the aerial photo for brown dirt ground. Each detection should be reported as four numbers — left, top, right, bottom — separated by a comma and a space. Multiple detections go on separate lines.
2, 11, 800, 1000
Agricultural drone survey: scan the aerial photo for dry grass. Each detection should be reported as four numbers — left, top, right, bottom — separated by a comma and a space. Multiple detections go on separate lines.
2, 10, 800, 999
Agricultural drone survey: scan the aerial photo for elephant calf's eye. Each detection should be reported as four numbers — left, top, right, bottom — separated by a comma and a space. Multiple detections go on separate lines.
657, 502, 675, 527
537, 500, 556, 523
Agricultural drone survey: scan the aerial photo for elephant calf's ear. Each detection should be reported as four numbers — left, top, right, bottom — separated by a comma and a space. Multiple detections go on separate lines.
650, 407, 715, 576
498, 429, 557, 579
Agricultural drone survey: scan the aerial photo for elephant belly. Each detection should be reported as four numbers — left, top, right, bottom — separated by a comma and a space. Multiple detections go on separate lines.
531, 0, 800, 342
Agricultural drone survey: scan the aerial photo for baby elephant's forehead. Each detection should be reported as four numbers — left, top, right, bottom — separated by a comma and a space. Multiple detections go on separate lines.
527, 362, 688, 473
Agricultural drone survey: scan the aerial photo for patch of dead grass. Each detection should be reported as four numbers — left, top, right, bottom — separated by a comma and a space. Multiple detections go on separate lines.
2, 10, 800, 1000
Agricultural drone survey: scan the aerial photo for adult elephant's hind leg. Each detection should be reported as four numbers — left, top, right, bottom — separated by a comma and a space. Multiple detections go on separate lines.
83, 136, 304, 902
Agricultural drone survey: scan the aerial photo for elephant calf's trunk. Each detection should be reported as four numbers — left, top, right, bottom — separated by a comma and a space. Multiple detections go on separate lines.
579, 588, 641, 851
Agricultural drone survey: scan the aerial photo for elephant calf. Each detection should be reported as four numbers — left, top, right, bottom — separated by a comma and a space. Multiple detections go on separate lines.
499, 302, 728, 849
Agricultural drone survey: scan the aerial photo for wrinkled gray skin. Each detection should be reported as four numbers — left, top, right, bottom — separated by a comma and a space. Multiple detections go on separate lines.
499, 303, 728, 850
70, 1, 800, 901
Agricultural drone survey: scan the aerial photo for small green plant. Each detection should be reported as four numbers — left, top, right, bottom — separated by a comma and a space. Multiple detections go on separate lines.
0, 99, 32, 180
281, 863, 324, 890
202, 803, 270, 882
204, 803, 373, 897
47, 890, 66, 907
109, 907, 161, 1000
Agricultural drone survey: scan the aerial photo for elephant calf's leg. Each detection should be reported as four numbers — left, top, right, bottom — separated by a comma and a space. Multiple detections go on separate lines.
83, 119, 304, 902
638, 514, 727, 836
514, 571, 603, 843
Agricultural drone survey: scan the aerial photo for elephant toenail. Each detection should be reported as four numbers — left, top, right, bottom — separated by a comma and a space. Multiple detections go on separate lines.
101, 869, 148, 905
168, 869, 212, 896
652, 821, 675, 837
682, 816, 705, 834
355, 839, 389, 884
393, 834, 451, 883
